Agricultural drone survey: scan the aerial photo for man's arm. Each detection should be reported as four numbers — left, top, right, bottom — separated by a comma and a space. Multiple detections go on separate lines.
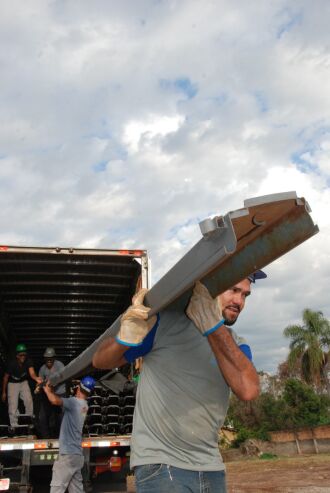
28, 367, 43, 385
187, 281, 259, 401
2, 373, 9, 402
207, 328, 259, 401
93, 338, 129, 369
43, 382, 63, 406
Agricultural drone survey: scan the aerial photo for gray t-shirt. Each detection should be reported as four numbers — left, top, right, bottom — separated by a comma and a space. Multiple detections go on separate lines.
129, 298, 235, 471
39, 360, 66, 396
59, 397, 88, 455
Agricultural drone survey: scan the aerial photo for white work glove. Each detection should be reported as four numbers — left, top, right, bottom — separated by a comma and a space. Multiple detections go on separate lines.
186, 281, 225, 336
116, 288, 157, 346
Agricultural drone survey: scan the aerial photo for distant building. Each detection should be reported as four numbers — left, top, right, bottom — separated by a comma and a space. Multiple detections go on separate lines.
258, 371, 282, 396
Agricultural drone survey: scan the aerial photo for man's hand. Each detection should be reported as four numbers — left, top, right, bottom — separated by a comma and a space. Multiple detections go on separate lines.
116, 289, 157, 346
43, 381, 52, 393
34, 378, 46, 394
186, 281, 225, 336
44, 381, 63, 406
1, 391, 6, 403
35, 376, 43, 385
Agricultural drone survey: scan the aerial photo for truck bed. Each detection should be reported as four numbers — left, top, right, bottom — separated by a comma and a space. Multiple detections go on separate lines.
0, 435, 131, 451
0, 246, 148, 368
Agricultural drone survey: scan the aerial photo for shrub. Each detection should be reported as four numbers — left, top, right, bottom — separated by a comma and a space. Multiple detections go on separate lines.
226, 378, 330, 448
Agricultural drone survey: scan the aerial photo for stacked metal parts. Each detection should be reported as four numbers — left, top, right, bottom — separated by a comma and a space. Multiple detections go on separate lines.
84, 382, 136, 437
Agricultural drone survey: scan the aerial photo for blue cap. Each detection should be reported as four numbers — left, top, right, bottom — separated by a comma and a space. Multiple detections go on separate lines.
248, 270, 267, 283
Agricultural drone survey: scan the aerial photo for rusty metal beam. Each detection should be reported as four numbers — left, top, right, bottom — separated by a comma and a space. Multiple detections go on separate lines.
50, 192, 318, 386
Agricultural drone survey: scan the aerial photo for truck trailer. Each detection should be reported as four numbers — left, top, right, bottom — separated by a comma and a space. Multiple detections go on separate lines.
0, 245, 149, 491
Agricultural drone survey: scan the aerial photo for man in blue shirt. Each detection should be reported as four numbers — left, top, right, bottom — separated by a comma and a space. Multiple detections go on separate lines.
43, 376, 95, 493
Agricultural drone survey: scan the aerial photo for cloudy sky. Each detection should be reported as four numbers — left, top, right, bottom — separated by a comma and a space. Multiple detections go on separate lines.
0, 0, 329, 373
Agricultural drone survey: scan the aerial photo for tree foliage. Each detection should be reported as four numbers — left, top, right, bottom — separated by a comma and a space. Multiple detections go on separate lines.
226, 378, 330, 446
283, 378, 330, 427
225, 309, 330, 447
283, 309, 330, 386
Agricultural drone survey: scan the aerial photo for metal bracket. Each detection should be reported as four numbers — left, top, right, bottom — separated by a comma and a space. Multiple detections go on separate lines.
199, 216, 225, 237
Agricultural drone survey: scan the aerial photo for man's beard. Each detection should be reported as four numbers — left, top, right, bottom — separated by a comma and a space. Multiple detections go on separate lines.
223, 309, 239, 326
223, 317, 237, 326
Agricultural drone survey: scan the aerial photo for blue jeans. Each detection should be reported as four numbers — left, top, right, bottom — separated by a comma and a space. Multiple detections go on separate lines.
135, 464, 227, 493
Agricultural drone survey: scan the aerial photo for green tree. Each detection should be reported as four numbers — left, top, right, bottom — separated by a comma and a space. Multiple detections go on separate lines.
283, 308, 330, 387
283, 378, 330, 427
226, 378, 330, 445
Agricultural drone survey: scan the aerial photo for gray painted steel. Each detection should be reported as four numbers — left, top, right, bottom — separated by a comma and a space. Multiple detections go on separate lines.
49, 192, 319, 387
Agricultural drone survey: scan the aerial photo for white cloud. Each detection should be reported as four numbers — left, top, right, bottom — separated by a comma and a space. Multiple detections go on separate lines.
123, 114, 184, 153
0, 0, 329, 373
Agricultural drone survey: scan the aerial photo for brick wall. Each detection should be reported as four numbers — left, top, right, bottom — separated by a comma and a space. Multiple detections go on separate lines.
269, 424, 330, 443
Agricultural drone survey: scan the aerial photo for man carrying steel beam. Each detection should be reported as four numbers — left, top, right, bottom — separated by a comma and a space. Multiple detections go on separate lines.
93, 271, 265, 493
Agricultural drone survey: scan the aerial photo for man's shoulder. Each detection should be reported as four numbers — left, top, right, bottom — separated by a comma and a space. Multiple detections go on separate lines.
62, 396, 74, 407
68, 396, 86, 407
54, 360, 65, 369
228, 328, 253, 361
228, 327, 247, 345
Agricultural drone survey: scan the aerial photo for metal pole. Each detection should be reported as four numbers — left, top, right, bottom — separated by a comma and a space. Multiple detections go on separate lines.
50, 192, 319, 386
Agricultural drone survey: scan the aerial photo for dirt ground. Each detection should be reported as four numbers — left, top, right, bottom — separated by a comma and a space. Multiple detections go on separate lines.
226, 454, 330, 493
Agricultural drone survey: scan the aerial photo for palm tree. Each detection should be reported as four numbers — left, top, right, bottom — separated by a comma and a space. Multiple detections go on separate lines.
283, 309, 330, 388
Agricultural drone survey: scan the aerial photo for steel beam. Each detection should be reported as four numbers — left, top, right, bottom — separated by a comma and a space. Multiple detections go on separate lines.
50, 192, 318, 386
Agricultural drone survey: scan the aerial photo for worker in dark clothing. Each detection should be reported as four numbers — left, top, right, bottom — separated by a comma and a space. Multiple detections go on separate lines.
38, 347, 65, 438
44, 376, 96, 493
1, 343, 42, 428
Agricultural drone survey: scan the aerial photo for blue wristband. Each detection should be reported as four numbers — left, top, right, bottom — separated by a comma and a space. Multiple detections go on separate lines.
203, 319, 225, 337
115, 336, 143, 347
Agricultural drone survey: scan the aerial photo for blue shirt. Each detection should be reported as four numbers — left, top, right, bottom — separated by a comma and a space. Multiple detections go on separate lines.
59, 397, 88, 455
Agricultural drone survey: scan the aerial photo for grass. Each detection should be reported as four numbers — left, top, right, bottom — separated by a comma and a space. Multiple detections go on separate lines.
258, 452, 278, 460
